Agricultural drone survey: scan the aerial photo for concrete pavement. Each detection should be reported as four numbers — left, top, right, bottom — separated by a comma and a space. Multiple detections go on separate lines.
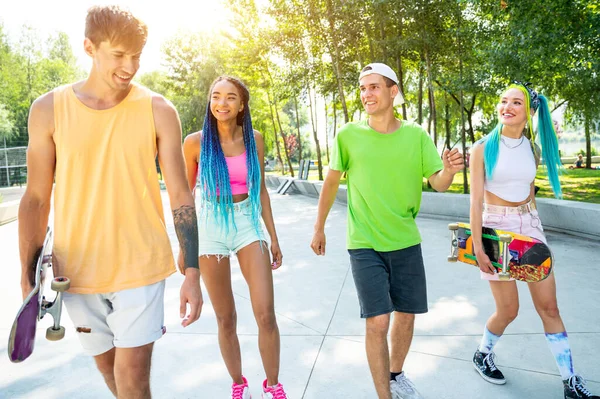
0, 190, 598, 398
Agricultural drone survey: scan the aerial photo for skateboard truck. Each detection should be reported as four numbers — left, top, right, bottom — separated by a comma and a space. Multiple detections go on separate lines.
447, 223, 459, 262
498, 234, 513, 280
42, 277, 71, 340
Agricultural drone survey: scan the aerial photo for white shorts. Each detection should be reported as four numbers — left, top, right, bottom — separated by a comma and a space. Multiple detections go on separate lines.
62, 280, 166, 356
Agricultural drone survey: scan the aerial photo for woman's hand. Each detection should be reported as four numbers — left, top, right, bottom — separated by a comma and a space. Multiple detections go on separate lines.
270, 240, 283, 270
475, 247, 496, 275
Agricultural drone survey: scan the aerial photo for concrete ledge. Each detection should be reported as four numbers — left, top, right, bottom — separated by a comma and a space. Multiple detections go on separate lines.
0, 200, 19, 226
265, 175, 600, 241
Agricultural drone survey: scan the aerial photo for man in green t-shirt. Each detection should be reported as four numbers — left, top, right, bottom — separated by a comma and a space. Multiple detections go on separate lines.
310, 63, 463, 399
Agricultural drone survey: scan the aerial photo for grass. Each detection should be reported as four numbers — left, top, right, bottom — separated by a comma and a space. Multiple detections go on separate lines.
421, 166, 600, 204
270, 165, 600, 204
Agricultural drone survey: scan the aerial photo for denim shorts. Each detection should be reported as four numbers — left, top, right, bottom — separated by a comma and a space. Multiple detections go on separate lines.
348, 244, 428, 318
198, 198, 266, 257
480, 205, 547, 281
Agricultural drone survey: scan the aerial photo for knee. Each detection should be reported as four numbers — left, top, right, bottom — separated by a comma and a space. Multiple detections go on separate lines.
216, 311, 237, 334
115, 362, 150, 390
255, 310, 277, 332
125, 365, 151, 383
537, 304, 560, 320
394, 312, 415, 327
366, 314, 390, 335
498, 305, 519, 324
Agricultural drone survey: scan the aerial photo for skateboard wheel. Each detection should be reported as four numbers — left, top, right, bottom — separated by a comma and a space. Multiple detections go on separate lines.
448, 223, 459, 231
447, 255, 458, 262
51, 277, 71, 292
499, 234, 512, 243
46, 326, 65, 341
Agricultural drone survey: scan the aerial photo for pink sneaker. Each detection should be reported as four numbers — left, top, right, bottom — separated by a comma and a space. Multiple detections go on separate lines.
232, 376, 251, 399
262, 379, 288, 399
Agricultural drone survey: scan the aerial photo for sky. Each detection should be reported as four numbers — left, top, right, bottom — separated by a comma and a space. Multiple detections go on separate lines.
0, 0, 232, 73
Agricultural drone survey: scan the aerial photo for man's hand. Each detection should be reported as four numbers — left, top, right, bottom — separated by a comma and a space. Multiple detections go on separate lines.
180, 268, 203, 327
310, 229, 327, 256
442, 148, 464, 175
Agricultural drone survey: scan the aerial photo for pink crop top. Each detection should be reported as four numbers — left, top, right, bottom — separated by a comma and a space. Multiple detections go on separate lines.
225, 151, 249, 195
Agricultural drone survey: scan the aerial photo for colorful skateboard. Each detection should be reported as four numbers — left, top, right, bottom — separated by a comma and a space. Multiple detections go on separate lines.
447, 222, 553, 282
8, 228, 70, 362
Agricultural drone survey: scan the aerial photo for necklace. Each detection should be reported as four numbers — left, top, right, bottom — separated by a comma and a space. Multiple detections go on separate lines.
501, 136, 525, 149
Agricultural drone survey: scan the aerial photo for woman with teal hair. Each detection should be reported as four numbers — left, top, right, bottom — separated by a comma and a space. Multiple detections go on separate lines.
469, 82, 598, 399
182, 76, 287, 399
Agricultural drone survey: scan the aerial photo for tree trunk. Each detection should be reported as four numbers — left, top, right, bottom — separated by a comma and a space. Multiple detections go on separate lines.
324, 96, 330, 164
456, 2, 468, 193
425, 49, 437, 146
395, 15, 408, 120
396, 56, 407, 120
380, 15, 388, 64
308, 86, 324, 180
325, 0, 349, 123
294, 96, 303, 164
267, 96, 285, 175
466, 93, 477, 143
435, 80, 477, 144
427, 99, 432, 135
585, 110, 592, 168
362, 3, 375, 61
274, 101, 295, 177
333, 94, 338, 137
445, 94, 451, 150
417, 61, 424, 125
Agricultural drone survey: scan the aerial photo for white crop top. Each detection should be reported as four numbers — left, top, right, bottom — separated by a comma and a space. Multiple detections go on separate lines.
484, 135, 536, 202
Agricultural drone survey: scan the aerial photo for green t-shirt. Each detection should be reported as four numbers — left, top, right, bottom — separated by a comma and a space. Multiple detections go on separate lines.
330, 119, 443, 251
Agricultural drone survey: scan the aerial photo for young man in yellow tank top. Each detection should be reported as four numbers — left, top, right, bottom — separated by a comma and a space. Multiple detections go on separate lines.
18, 6, 202, 397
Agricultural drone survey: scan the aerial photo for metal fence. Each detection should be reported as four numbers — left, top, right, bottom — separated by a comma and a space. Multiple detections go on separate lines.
0, 143, 27, 187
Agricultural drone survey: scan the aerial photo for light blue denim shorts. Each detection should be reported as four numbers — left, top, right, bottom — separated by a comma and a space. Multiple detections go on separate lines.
198, 198, 266, 257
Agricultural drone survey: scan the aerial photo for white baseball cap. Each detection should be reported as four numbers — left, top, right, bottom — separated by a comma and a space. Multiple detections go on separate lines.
359, 63, 405, 106
359, 63, 399, 84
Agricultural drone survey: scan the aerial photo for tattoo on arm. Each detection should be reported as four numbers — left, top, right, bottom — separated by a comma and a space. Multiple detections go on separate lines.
173, 205, 199, 270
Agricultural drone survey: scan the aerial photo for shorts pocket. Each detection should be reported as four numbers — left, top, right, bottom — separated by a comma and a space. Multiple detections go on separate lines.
483, 213, 504, 228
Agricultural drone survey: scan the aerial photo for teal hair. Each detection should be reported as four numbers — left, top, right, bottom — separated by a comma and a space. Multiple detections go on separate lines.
481, 84, 562, 199
481, 124, 501, 179
535, 94, 562, 198
199, 76, 262, 235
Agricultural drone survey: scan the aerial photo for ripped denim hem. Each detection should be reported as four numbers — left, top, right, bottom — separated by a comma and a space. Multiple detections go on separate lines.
199, 253, 230, 263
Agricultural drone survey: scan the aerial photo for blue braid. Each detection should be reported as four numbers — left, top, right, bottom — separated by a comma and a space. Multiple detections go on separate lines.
200, 102, 234, 233
199, 76, 263, 236
536, 95, 563, 199
241, 100, 263, 238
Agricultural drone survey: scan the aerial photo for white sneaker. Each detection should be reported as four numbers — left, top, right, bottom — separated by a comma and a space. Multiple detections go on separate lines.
390, 373, 424, 399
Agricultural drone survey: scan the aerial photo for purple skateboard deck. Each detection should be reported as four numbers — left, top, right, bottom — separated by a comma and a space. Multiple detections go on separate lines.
8, 228, 70, 363
8, 292, 40, 362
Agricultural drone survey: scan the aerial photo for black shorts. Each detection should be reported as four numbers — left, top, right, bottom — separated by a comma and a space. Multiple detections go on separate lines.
348, 244, 428, 318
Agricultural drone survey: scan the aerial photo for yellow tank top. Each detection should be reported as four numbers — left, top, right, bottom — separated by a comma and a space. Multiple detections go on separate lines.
52, 83, 175, 294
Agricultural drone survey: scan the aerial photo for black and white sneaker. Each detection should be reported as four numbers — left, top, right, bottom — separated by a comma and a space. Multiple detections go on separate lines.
564, 375, 600, 399
473, 349, 506, 385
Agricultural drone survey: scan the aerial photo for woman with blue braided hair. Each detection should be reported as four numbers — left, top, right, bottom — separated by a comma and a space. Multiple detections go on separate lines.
469, 82, 598, 399
182, 76, 288, 399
